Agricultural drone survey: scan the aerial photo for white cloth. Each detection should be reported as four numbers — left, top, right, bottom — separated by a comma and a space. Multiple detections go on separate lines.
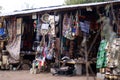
6, 35, 21, 61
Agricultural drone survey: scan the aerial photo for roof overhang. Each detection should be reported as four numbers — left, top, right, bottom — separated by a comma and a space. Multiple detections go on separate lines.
0, 1, 120, 17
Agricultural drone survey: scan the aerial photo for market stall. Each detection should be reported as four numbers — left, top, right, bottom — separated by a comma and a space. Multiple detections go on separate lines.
0, 1, 120, 80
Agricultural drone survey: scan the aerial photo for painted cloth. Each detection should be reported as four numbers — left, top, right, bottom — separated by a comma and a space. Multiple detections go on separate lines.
96, 40, 107, 68
62, 13, 75, 40
106, 38, 120, 68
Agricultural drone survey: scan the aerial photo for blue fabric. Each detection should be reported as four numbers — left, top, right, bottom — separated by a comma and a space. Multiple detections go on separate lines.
72, 27, 76, 33
80, 21, 90, 33
0, 28, 5, 36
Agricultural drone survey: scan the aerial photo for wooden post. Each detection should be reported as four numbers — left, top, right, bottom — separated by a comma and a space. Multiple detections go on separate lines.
58, 13, 62, 68
85, 40, 89, 80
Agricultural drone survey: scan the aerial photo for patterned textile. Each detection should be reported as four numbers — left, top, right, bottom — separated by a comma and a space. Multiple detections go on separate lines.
96, 40, 107, 68
62, 13, 75, 40
106, 38, 120, 68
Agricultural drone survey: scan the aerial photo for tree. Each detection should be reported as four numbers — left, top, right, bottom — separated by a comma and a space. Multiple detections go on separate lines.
64, 0, 113, 5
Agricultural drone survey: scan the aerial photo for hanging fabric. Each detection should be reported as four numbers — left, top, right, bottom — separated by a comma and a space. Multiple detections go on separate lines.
0, 22, 6, 39
96, 40, 107, 68
79, 21, 90, 34
63, 13, 69, 35
6, 18, 22, 63
36, 15, 41, 41
75, 11, 80, 36
7, 20, 13, 43
6, 35, 21, 62
49, 15, 56, 37
62, 13, 75, 40
106, 38, 120, 68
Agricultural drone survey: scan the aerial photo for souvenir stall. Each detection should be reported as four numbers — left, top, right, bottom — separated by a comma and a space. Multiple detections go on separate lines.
30, 13, 60, 74
0, 1, 120, 79
55, 8, 100, 76
0, 16, 26, 70
96, 4, 120, 80
0, 11, 59, 71
0, 15, 37, 70
0, 16, 22, 69
0, 17, 9, 69
20, 15, 36, 70
50, 2, 120, 80
30, 13, 59, 73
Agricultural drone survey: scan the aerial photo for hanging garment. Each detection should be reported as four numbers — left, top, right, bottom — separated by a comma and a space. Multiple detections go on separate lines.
63, 13, 75, 40
0, 28, 5, 36
49, 15, 56, 37
0, 27, 7, 39
63, 13, 69, 35
96, 40, 107, 68
36, 16, 41, 41
6, 18, 21, 63
75, 11, 80, 36
79, 21, 90, 33
6, 35, 21, 62
7, 19, 17, 43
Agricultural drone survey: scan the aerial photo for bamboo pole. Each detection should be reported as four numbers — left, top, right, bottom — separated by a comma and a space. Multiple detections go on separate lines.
84, 36, 89, 80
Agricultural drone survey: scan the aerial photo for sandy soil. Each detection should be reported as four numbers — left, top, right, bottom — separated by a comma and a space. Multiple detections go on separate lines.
0, 70, 96, 80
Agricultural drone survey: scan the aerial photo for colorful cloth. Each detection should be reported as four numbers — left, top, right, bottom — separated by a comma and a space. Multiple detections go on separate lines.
106, 38, 120, 68
62, 13, 75, 40
79, 21, 90, 33
96, 40, 107, 68
0, 28, 5, 36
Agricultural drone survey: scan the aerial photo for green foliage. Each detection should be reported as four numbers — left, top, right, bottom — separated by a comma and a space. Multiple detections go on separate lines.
64, 0, 112, 5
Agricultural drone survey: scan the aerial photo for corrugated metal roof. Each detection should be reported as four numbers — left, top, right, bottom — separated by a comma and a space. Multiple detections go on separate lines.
0, 1, 120, 17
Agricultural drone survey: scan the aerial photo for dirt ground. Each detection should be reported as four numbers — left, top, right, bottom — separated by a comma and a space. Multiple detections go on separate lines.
0, 70, 96, 80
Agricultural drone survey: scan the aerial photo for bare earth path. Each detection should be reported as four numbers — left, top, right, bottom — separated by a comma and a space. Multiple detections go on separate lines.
0, 70, 95, 80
